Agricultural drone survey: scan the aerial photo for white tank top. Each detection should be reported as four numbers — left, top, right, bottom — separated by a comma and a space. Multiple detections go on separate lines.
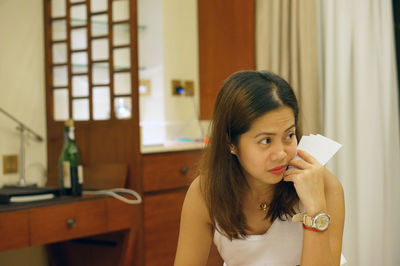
213, 218, 347, 266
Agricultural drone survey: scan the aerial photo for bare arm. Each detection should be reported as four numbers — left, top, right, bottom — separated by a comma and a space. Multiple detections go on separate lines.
300, 169, 345, 266
174, 177, 214, 266
284, 150, 345, 266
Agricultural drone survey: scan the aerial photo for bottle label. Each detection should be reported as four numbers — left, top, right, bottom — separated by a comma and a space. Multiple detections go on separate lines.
63, 161, 71, 188
68, 126, 75, 140
78, 165, 84, 184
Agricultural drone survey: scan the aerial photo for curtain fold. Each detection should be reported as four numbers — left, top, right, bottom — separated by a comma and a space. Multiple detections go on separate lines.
257, 0, 400, 265
256, 0, 321, 135
318, 0, 400, 265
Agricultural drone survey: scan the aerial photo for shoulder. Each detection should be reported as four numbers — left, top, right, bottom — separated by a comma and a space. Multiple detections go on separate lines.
175, 177, 215, 265
322, 169, 345, 264
182, 176, 212, 226
323, 168, 345, 230
323, 168, 345, 200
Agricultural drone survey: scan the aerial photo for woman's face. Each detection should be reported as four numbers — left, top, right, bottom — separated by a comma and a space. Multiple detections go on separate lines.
233, 106, 298, 187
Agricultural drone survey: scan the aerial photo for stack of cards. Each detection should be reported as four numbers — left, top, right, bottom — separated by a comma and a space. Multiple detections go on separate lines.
293, 134, 342, 166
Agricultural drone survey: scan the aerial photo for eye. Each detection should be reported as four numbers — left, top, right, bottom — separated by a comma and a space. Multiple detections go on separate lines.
286, 132, 296, 140
259, 138, 271, 145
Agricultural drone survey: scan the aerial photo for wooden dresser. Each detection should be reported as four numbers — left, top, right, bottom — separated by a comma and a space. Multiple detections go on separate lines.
142, 149, 201, 266
141, 148, 223, 265
0, 195, 142, 266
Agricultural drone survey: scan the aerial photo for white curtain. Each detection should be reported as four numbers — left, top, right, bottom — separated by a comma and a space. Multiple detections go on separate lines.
255, 0, 321, 135
317, 0, 400, 265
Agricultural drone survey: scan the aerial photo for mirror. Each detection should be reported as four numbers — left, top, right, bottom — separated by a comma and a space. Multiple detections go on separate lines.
113, 23, 130, 46
90, 0, 107, 13
91, 14, 108, 36
53, 89, 69, 121
71, 52, 88, 74
91, 39, 109, 60
138, 0, 203, 148
51, 20, 66, 41
72, 76, 89, 97
52, 43, 67, 63
93, 87, 111, 120
72, 98, 89, 121
71, 28, 87, 50
70, 5, 87, 26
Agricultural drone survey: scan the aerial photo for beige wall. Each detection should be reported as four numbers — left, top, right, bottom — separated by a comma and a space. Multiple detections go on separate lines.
0, 0, 48, 265
163, 0, 201, 141
139, 0, 202, 146
0, 0, 48, 186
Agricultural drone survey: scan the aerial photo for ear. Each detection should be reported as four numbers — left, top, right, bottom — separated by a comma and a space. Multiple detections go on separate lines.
229, 144, 238, 155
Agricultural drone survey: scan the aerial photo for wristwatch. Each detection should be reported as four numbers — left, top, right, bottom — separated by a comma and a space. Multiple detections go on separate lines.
292, 212, 331, 232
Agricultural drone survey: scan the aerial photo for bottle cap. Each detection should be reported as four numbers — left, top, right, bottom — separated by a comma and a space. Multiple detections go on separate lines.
65, 119, 74, 127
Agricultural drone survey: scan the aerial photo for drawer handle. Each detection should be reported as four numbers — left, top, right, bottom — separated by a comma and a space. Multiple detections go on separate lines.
67, 218, 76, 228
180, 167, 189, 175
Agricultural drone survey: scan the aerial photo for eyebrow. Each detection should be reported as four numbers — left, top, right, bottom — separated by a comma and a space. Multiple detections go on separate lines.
254, 124, 296, 138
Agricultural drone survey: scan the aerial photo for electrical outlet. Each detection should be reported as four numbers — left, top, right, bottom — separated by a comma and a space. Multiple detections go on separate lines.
171, 79, 182, 95
3, 155, 18, 174
183, 80, 194, 96
171, 79, 194, 96
139, 79, 151, 95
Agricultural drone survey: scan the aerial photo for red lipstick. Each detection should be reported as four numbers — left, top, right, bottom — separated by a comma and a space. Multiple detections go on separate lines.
268, 165, 286, 175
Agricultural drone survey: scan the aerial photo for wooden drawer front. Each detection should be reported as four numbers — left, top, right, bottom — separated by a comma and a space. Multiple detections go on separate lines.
0, 210, 29, 251
30, 199, 107, 245
142, 150, 202, 192
106, 197, 141, 231
144, 190, 186, 266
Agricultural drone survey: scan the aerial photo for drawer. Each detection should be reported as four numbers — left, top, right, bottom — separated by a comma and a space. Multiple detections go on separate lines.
0, 210, 29, 251
106, 197, 141, 231
144, 189, 187, 266
142, 150, 202, 192
30, 199, 107, 245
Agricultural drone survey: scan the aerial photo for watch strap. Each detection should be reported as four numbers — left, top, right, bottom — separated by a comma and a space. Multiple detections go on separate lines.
303, 223, 328, 232
292, 212, 313, 227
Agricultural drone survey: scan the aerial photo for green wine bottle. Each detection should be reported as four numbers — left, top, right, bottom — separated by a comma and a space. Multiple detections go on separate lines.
58, 119, 83, 196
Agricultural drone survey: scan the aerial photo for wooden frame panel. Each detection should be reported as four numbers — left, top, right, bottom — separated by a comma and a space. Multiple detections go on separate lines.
198, 0, 255, 119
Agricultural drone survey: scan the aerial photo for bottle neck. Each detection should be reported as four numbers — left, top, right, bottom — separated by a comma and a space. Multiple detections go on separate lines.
63, 126, 69, 145
68, 126, 75, 141
64, 125, 75, 142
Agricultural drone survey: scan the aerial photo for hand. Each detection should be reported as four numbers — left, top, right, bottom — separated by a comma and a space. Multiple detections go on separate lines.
283, 150, 327, 216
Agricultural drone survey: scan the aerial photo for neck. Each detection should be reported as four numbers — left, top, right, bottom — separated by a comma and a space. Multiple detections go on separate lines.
246, 180, 276, 207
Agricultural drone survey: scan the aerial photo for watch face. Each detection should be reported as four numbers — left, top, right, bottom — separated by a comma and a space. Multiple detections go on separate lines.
314, 213, 330, 231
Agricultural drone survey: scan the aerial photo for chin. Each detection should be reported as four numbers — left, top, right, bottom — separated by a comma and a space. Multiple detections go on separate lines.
266, 173, 285, 184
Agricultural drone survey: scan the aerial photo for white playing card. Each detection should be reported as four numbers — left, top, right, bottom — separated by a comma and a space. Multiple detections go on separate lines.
289, 134, 342, 167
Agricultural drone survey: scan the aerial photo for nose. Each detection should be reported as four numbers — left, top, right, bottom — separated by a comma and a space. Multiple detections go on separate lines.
270, 142, 287, 162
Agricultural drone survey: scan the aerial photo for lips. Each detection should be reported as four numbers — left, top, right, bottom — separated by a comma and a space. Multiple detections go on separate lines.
268, 165, 286, 175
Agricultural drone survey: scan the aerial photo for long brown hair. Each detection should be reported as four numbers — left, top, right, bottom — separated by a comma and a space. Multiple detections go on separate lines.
200, 70, 301, 239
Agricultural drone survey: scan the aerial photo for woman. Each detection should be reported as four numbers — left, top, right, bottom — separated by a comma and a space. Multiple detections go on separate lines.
174, 70, 345, 266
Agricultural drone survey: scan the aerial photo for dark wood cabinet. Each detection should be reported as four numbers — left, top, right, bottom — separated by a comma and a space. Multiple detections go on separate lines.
142, 149, 223, 266
0, 196, 142, 266
142, 150, 201, 192
0, 210, 30, 251
198, 0, 255, 119
142, 150, 201, 266
144, 189, 187, 266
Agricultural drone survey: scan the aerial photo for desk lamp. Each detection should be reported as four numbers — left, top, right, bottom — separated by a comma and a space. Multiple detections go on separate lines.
0, 107, 43, 188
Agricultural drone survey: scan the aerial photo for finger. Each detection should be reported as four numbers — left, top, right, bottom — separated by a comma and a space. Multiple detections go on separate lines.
297, 149, 319, 164
288, 159, 310, 170
284, 169, 302, 176
283, 175, 294, 182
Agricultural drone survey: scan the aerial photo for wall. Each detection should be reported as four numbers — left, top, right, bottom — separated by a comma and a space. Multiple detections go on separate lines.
138, 0, 202, 146
138, 0, 166, 145
0, 0, 48, 187
0, 0, 48, 265
163, 0, 201, 141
